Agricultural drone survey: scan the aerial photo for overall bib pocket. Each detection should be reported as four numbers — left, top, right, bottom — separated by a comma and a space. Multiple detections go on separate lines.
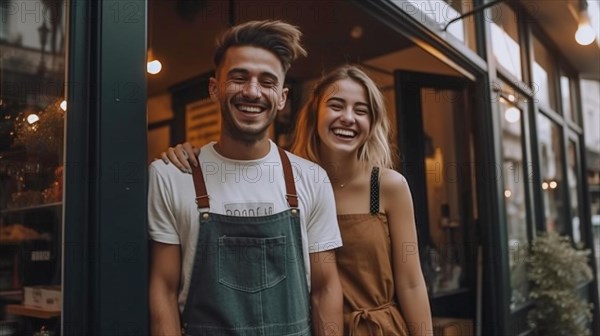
218, 235, 287, 292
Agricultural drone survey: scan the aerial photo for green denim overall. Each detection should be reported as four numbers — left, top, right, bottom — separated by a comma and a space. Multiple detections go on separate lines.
181, 147, 311, 336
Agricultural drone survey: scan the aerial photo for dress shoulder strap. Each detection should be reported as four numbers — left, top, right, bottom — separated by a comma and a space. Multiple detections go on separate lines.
369, 167, 380, 215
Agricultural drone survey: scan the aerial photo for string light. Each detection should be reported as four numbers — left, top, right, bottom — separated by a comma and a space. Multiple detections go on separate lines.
26, 114, 40, 125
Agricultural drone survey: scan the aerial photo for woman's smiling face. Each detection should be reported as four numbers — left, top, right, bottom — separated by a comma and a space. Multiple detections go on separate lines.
317, 78, 371, 157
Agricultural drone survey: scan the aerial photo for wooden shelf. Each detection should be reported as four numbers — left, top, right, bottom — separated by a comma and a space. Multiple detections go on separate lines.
5, 304, 60, 319
0, 289, 23, 299
1, 202, 62, 214
0, 148, 26, 160
0, 238, 48, 246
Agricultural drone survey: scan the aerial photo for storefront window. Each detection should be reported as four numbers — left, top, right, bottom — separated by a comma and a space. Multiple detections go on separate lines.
537, 113, 566, 234
0, 0, 66, 334
405, 0, 477, 52
0, 2, 10, 40
532, 36, 558, 111
499, 97, 530, 310
560, 71, 579, 125
567, 140, 583, 244
490, 3, 522, 80
561, 74, 573, 121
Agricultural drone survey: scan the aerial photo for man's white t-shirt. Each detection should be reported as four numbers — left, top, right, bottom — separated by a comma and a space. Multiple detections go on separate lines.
148, 140, 342, 311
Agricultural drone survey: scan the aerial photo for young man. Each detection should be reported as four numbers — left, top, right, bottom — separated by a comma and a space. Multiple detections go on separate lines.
148, 20, 343, 336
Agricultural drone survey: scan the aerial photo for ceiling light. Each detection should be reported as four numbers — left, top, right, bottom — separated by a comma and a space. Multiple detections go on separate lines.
350, 26, 363, 39
575, 2, 596, 45
576, 22, 595, 45
147, 49, 162, 75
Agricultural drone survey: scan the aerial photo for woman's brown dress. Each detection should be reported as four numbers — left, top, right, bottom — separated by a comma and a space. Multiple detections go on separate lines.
335, 167, 408, 336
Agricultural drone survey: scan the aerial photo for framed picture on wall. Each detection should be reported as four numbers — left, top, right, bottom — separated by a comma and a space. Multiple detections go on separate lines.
169, 72, 213, 146
147, 124, 171, 163
185, 98, 220, 145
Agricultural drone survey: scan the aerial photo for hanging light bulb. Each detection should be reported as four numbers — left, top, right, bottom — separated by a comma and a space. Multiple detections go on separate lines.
575, 3, 596, 45
504, 106, 520, 123
60, 100, 67, 111
147, 49, 162, 75
576, 24, 595, 45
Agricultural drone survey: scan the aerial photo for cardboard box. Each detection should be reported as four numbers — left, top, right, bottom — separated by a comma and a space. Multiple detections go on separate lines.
23, 285, 61, 311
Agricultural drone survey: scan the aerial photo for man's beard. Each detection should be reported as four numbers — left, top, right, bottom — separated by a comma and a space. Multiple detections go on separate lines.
220, 100, 277, 144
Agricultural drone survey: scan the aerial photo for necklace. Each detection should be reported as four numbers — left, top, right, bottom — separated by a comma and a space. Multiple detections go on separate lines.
337, 171, 360, 188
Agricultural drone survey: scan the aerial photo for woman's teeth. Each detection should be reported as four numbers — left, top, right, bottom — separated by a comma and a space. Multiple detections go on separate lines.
332, 129, 356, 137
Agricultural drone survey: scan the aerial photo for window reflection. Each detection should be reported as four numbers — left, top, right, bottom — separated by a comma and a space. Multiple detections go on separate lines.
560, 72, 579, 124
567, 140, 582, 244
1, 3, 67, 206
537, 114, 566, 233
532, 36, 557, 110
491, 3, 521, 80
561, 75, 572, 120
499, 97, 529, 310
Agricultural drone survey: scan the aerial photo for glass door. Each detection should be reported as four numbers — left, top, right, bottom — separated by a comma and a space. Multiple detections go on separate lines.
1, 0, 66, 334
394, 71, 478, 334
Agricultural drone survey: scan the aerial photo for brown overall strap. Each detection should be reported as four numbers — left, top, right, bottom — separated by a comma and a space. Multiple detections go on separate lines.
277, 147, 298, 208
190, 151, 209, 209
190, 147, 298, 210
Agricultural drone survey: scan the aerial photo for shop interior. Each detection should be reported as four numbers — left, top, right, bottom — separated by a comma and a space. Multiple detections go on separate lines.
0, 0, 65, 333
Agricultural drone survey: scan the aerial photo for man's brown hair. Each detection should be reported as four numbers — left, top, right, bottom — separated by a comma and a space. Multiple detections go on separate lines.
214, 20, 307, 73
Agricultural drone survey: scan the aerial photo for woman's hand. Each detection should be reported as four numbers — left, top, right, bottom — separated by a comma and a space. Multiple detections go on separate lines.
159, 142, 199, 173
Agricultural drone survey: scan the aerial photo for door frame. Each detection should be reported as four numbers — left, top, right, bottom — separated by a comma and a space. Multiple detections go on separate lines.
63, 0, 148, 334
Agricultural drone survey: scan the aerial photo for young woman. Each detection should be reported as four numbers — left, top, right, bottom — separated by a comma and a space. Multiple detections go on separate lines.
162, 65, 432, 335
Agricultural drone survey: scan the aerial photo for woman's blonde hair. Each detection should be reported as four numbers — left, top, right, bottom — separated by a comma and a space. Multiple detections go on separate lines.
291, 65, 395, 169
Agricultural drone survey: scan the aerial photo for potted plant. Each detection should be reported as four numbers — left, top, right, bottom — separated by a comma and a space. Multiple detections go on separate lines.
526, 231, 594, 336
